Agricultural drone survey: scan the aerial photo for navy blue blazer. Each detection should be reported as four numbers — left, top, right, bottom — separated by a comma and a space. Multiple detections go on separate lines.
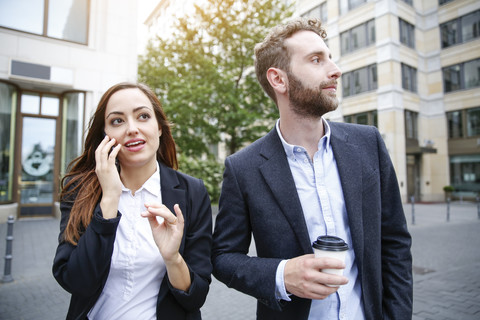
53, 162, 212, 320
212, 122, 413, 320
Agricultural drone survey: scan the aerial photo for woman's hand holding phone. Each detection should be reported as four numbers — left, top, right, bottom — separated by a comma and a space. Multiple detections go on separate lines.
95, 134, 122, 219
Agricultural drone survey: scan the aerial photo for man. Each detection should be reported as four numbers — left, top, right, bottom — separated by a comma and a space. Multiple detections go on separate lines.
212, 18, 413, 319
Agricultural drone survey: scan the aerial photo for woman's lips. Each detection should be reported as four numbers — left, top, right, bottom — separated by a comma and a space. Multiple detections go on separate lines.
124, 139, 146, 151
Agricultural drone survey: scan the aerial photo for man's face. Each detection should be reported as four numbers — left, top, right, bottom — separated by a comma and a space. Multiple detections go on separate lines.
284, 30, 342, 119
287, 71, 339, 118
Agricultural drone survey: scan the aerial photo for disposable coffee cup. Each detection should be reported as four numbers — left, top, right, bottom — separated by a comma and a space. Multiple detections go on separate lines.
312, 235, 348, 285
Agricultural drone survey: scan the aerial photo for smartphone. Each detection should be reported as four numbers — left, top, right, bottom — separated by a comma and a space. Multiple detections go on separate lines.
104, 132, 121, 172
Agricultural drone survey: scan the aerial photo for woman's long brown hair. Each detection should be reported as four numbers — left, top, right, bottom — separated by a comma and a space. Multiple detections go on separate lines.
61, 82, 178, 245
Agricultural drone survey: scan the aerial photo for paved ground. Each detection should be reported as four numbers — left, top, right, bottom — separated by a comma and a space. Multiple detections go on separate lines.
0, 201, 479, 319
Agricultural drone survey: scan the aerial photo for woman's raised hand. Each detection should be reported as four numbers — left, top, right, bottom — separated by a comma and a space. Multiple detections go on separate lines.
141, 203, 190, 291
95, 135, 122, 219
141, 203, 184, 262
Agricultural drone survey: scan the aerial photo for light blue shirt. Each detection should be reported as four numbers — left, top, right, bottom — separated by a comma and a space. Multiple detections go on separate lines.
274, 119, 365, 320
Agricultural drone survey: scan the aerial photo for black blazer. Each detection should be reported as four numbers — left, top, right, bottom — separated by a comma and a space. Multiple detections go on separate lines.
212, 122, 413, 320
53, 162, 212, 320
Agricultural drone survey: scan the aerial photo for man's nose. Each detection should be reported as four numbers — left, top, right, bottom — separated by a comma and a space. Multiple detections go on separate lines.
328, 62, 342, 79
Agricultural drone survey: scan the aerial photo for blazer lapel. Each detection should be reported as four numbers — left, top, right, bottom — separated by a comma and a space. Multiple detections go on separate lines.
329, 123, 364, 260
258, 129, 313, 254
159, 162, 186, 216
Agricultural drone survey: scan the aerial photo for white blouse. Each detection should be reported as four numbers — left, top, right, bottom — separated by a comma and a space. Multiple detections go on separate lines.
88, 163, 166, 320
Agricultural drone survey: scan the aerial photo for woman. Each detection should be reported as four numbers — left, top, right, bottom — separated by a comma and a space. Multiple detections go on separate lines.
52, 82, 212, 320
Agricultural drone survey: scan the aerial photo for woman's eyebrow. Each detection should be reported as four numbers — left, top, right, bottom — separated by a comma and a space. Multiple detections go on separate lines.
105, 111, 124, 119
106, 106, 152, 119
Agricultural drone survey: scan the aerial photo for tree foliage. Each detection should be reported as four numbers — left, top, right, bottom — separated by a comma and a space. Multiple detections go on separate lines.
138, 0, 293, 202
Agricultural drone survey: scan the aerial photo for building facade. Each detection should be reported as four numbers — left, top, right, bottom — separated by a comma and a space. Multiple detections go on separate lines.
0, 0, 139, 222
296, 0, 480, 202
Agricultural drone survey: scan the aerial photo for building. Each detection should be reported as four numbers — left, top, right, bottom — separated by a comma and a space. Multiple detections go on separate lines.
296, 0, 480, 202
0, 0, 139, 222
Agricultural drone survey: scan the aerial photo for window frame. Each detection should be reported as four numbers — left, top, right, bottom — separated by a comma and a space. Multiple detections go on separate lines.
340, 19, 376, 55
339, 0, 368, 15
399, 18, 415, 49
301, 2, 328, 23
442, 58, 480, 93
344, 110, 378, 127
401, 63, 418, 93
0, 0, 90, 45
446, 107, 480, 139
342, 64, 378, 98
440, 10, 480, 48
405, 110, 418, 140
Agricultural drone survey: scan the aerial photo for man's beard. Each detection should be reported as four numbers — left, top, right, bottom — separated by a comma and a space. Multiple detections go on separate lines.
287, 71, 339, 119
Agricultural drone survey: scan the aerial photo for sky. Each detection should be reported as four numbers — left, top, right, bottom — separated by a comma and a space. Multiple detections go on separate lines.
137, 0, 160, 54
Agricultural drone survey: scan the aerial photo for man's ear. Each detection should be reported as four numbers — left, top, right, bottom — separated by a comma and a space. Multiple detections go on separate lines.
266, 67, 288, 95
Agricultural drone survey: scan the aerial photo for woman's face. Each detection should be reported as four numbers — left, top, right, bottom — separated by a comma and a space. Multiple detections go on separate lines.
103, 88, 162, 171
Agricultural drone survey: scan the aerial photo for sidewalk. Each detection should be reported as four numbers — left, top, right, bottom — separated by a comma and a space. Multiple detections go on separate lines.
0, 202, 479, 319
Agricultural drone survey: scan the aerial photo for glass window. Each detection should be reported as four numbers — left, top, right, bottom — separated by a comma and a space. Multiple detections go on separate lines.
349, 0, 365, 11
340, 19, 375, 55
61, 92, 85, 174
356, 113, 368, 125
370, 64, 377, 90
447, 111, 463, 138
301, 2, 328, 23
402, 63, 417, 93
467, 107, 480, 137
344, 110, 378, 127
339, 0, 368, 15
399, 18, 415, 48
48, 0, 88, 43
441, 20, 457, 48
443, 65, 461, 92
340, 31, 350, 54
461, 11, 480, 43
441, 10, 480, 48
21, 93, 41, 114
353, 68, 368, 95
320, 2, 327, 23
342, 64, 377, 97
351, 24, 366, 52
443, 58, 480, 93
342, 72, 352, 98
405, 110, 418, 139
367, 19, 376, 44
41, 95, 60, 116
0, 0, 44, 34
0, 82, 17, 202
0, 0, 89, 44
450, 154, 480, 193
464, 59, 480, 89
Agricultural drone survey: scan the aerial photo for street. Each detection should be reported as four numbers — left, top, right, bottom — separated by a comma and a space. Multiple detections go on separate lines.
0, 202, 479, 319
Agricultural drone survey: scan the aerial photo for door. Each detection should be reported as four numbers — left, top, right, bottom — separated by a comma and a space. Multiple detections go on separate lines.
406, 154, 421, 202
17, 92, 59, 217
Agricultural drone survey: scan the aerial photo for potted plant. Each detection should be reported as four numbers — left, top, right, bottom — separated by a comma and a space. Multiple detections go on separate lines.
443, 185, 454, 201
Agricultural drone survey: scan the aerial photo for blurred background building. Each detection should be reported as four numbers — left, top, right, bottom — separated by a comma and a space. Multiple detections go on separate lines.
297, 0, 480, 203
0, 0, 139, 222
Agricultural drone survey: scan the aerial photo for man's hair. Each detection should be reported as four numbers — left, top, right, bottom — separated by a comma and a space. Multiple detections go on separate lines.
254, 18, 327, 103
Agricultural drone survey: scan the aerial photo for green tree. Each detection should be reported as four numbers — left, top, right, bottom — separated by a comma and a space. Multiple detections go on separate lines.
138, 0, 293, 202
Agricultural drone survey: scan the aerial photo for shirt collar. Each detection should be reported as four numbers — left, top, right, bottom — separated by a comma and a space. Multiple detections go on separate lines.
121, 162, 161, 196
276, 118, 332, 159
